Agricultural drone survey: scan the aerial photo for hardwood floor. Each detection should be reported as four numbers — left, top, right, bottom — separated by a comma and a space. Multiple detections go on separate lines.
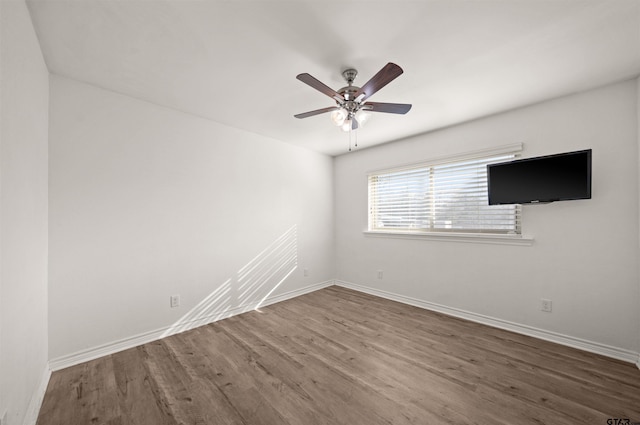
37, 286, 640, 425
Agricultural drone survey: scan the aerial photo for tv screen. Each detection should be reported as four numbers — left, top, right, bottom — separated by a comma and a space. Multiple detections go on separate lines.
487, 149, 592, 205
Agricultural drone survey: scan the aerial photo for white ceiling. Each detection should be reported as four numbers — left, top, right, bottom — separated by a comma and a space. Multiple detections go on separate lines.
27, 0, 640, 156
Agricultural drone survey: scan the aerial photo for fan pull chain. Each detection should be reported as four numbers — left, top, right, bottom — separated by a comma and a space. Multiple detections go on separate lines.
347, 125, 358, 152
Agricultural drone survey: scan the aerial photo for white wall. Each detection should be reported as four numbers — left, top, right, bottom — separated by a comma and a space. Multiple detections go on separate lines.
48, 75, 334, 362
0, 1, 50, 424
335, 80, 640, 356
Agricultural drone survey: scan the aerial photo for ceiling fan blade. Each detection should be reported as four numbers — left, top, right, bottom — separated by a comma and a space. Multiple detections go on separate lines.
296, 73, 344, 102
354, 63, 404, 102
294, 106, 339, 119
363, 102, 412, 114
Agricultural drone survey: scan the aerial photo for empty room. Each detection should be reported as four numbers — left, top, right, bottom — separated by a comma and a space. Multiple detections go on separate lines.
2, 0, 640, 424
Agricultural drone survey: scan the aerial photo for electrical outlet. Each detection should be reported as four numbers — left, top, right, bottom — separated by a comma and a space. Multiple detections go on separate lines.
170, 295, 180, 308
303, 268, 309, 277
377, 270, 383, 279
541, 298, 552, 312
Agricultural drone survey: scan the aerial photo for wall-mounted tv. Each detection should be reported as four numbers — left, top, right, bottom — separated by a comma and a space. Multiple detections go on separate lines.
487, 149, 592, 205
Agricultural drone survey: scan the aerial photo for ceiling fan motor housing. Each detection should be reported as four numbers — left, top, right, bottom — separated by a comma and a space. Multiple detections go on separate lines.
337, 91, 361, 114
335, 69, 360, 117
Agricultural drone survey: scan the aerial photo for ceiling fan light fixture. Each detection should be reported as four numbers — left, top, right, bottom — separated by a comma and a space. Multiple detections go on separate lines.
331, 109, 347, 126
355, 110, 371, 127
341, 120, 351, 132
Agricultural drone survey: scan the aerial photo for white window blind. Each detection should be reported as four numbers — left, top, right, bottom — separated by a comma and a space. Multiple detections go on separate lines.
368, 147, 522, 235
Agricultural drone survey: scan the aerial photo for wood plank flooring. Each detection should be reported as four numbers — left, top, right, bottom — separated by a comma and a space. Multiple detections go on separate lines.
37, 286, 640, 425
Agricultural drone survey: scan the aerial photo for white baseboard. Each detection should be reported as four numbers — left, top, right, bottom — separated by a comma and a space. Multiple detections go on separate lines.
49, 280, 334, 371
23, 365, 51, 425
335, 280, 640, 366
48, 278, 640, 372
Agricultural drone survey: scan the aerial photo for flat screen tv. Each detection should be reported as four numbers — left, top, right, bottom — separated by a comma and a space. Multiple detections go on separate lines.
487, 149, 592, 205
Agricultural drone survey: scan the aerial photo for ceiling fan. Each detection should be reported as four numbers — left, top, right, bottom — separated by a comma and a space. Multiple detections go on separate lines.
294, 62, 412, 132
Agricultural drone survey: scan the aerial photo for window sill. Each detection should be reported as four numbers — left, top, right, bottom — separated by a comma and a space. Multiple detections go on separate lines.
363, 230, 534, 246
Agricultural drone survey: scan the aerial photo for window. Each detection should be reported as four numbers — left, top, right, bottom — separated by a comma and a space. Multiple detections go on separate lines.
368, 145, 522, 235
